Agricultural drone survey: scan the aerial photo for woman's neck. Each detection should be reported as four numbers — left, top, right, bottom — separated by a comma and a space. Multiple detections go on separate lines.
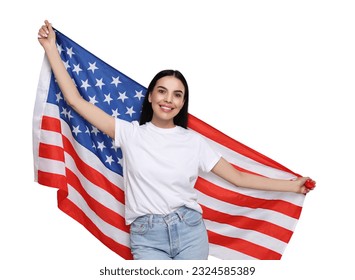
150, 117, 175, 129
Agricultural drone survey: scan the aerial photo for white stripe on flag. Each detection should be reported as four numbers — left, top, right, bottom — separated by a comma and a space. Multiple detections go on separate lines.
200, 171, 305, 206
64, 150, 125, 216
67, 185, 130, 247
205, 219, 286, 254
197, 191, 298, 230
209, 244, 255, 260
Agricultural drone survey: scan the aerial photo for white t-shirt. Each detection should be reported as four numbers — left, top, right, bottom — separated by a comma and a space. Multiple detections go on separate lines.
114, 119, 221, 224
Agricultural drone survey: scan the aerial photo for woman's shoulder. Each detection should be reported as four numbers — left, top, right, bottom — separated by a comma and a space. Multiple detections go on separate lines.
182, 127, 206, 141
115, 118, 141, 135
116, 118, 140, 127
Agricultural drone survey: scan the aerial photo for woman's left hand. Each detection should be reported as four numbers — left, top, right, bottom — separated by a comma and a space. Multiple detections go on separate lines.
294, 177, 316, 194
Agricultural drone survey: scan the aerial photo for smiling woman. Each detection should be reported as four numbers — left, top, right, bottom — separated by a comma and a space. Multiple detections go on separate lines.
149, 77, 185, 128
147, 75, 186, 128
37, 19, 314, 260
140, 69, 190, 129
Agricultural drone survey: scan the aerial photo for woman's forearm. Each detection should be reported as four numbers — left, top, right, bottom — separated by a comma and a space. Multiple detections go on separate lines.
236, 171, 298, 192
44, 45, 82, 107
212, 157, 306, 193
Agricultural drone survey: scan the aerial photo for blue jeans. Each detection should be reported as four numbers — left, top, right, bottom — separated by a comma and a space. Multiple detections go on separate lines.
130, 206, 209, 260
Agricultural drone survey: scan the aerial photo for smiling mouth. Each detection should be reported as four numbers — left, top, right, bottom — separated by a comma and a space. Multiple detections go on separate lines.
159, 105, 174, 111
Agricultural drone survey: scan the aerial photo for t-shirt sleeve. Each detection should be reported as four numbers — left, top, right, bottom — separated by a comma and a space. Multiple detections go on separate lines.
114, 118, 138, 147
198, 136, 222, 173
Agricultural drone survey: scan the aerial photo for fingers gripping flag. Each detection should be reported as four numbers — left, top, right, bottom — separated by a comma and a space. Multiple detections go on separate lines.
33, 29, 308, 260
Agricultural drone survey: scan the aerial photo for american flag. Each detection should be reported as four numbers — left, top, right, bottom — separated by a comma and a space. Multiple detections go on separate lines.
33, 29, 307, 260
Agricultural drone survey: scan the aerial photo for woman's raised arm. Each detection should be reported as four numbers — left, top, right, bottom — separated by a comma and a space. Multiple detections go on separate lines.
38, 20, 115, 139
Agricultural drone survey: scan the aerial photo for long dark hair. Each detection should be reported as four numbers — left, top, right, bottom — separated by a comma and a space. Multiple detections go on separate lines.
139, 69, 189, 128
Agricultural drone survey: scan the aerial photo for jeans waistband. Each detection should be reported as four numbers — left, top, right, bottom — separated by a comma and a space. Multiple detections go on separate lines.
136, 206, 193, 226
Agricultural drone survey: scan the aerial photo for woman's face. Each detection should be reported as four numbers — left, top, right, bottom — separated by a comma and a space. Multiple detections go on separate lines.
148, 76, 185, 128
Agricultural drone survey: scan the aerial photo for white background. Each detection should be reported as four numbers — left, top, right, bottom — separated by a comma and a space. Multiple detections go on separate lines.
1, 0, 354, 279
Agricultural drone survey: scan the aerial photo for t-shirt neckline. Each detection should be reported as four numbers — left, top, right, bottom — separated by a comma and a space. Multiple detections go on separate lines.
147, 122, 180, 134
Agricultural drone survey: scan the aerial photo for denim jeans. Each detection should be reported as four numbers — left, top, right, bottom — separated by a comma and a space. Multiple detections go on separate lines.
130, 206, 209, 260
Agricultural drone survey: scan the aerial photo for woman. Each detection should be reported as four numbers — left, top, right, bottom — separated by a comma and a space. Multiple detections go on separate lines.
38, 20, 314, 260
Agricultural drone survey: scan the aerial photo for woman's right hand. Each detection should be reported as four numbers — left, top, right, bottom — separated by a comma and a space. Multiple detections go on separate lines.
38, 20, 56, 50
36, 19, 116, 139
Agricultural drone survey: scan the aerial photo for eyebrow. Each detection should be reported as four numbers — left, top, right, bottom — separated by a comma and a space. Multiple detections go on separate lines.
157, 86, 184, 94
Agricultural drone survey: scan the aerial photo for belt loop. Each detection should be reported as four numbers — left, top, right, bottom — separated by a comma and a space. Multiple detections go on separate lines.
176, 207, 184, 221
149, 215, 153, 228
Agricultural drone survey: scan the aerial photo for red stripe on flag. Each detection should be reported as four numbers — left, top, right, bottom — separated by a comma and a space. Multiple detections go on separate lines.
61, 134, 125, 205
58, 193, 133, 260
38, 170, 67, 190
188, 114, 300, 176
202, 205, 293, 243
196, 177, 302, 219
39, 143, 65, 161
41, 116, 61, 133
37, 120, 132, 260
38, 118, 126, 215
208, 230, 282, 260
66, 168, 129, 233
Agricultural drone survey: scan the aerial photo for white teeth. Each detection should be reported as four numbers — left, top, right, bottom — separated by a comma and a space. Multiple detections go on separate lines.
160, 106, 173, 110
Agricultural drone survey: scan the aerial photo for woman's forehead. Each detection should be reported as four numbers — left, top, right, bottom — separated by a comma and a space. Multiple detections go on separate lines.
155, 76, 185, 92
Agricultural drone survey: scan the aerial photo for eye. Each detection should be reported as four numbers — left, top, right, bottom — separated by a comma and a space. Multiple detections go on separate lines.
158, 89, 166, 94
174, 91, 184, 98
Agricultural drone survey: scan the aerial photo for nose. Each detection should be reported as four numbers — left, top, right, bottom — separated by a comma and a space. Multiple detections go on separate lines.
165, 92, 173, 103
